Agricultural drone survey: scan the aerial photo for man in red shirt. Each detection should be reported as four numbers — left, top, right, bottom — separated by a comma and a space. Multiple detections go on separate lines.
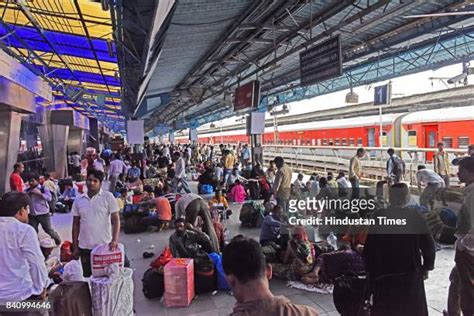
9, 163, 24, 192
142, 196, 172, 231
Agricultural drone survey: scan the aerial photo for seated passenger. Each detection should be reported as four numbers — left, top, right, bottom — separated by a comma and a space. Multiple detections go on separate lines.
145, 161, 158, 178
0, 192, 48, 305
292, 173, 305, 199
227, 168, 247, 190
229, 179, 247, 203
209, 190, 230, 221
198, 167, 217, 193
59, 182, 77, 209
169, 218, 212, 258
260, 205, 286, 247
273, 226, 318, 284
336, 171, 352, 197
317, 177, 337, 201
141, 185, 155, 202
327, 172, 339, 189
141, 195, 173, 231
116, 188, 131, 211
222, 236, 319, 316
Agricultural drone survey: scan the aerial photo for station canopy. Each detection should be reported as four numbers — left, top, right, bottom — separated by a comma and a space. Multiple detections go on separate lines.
116, 0, 474, 136
0, 0, 124, 133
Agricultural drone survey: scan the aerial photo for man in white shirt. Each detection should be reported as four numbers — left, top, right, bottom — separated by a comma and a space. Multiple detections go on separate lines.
336, 171, 352, 197
0, 191, 48, 305
416, 165, 445, 211
173, 151, 191, 194
72, 169, 120, 277
108, 154, 127, 193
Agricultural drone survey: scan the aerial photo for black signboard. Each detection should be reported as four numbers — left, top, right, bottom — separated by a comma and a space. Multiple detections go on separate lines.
300, 35, 342, 86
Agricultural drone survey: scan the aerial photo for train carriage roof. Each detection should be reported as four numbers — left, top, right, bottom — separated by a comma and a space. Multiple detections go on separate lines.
401, 106, 474, 124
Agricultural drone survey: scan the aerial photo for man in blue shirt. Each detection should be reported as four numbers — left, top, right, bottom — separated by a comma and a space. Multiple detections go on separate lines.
260, 205, 286, 246
26, 174, 61, 245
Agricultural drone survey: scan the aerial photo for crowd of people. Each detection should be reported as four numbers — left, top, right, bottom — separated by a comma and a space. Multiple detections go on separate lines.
0, 141, 473, 316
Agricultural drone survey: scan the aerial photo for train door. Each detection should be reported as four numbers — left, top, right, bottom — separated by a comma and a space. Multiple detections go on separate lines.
423, 125, 438, 161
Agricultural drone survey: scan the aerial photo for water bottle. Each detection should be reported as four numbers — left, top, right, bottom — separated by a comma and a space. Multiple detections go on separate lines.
327, 232, 338, 250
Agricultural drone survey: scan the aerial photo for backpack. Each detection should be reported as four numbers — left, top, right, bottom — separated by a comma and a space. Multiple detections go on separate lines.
194, 254, 217, 294
142, 268, 165, 299
239, 201, 265, 228
388, 156, 405, 178
208, 253, 230, 291
124, 216, 148, 234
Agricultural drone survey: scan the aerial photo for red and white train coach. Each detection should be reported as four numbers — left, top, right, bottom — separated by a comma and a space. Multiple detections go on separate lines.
178, 106, 474, 161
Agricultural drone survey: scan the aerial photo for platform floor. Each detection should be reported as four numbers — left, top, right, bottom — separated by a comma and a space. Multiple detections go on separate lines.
42, 185, 456, 316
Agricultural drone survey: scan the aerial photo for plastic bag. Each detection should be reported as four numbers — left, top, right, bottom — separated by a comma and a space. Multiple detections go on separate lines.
91, 243, 125, 278
208, 253, 230, 290
63, 260, 86, 282
150, 247, 173, 271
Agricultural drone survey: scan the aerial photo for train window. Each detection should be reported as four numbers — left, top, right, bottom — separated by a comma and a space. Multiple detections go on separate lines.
322, 139, 327, 146
357, 138, 363, 146
329, 139, 334, 146
408, 130, 417, 147
458, 136, 470, 149
342, 138, 347, 146
349, 138, 355, 146
442, 137, 453, 148
335, 139, 340, 146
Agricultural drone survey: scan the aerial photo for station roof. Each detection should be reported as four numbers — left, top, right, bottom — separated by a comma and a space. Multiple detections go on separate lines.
0, 0, 125, 133
118, 0, 474, 135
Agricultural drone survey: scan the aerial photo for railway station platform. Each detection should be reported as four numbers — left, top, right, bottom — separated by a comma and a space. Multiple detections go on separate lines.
0, 1, 473, 316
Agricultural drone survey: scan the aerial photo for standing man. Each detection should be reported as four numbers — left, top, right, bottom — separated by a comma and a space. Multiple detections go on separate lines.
26, 174, 61, 245
416, 165, 445, 211
434, 142, 450, 206
241, 144, 251, 167
9, 162, 24, 192
72, 169, 120, 277
108, 154, 127, 193
43, 172, 58, 215
0, 192, 48, 307
386, 148, 405, 184
224, 150, 236, 185
173, 151, 191, 194
449, 157, 474, 315
273, 157, 292, 215
363, 183, 435, 316
349, 148, 365, 199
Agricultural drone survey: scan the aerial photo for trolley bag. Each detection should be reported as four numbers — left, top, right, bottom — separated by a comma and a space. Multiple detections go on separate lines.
194, 254, 216, 294
49, 281, 92, 316
90, 243, 125, 278
91, 268, 134, 316
142, 268, 165, 299
124, 216, 148, 234
208, 253, 230, 291
122, 204, 141, 219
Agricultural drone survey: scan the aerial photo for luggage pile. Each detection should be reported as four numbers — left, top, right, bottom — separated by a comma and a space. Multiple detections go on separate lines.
239, 201, 265, 228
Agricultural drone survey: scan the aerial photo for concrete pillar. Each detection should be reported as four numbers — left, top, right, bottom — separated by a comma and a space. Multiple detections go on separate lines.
0, 111, 22, 194
38, 124, 70, 178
